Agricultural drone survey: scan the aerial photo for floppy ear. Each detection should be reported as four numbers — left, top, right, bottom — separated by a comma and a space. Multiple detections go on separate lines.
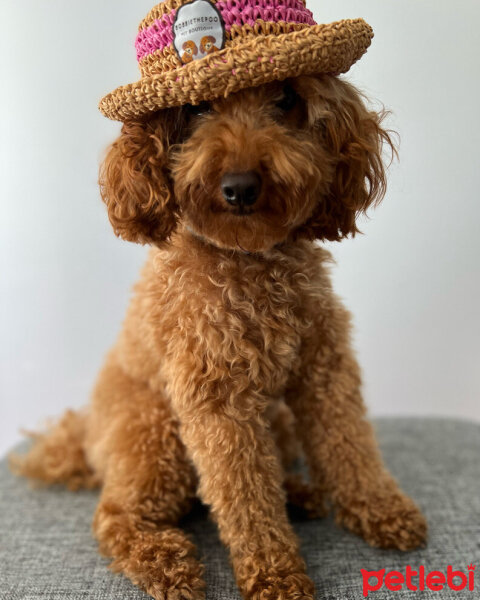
299, 75, 396, 242
99, 109, 184, 245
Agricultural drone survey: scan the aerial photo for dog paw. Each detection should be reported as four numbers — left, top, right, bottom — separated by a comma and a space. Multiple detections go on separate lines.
335, 491, 427, 551
147, 577, 205, 600
247, 572, 315, 600
111, 529, 206, 600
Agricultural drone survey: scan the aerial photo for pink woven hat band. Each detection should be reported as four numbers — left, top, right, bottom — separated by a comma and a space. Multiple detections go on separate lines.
99, 0, 374, 121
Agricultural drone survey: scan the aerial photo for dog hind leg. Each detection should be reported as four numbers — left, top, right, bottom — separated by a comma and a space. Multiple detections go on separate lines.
88, 358, 205, 600
268, 400, 329, 517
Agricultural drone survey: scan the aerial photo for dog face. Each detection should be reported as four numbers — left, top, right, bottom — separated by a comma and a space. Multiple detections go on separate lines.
199, 36, 218, 54
100, 75, 394, 252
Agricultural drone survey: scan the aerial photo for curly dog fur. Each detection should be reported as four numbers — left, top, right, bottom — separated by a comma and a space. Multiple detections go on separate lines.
12, 74, 427, 600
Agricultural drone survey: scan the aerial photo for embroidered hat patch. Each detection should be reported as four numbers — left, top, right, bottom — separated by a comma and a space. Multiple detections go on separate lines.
173, 0, 225, 64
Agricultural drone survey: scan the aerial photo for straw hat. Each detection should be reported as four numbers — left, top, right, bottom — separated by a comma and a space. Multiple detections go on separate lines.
99, 0, 373, 122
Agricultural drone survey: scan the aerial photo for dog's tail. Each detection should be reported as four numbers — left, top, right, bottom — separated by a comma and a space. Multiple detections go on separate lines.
9, 409, 99, 491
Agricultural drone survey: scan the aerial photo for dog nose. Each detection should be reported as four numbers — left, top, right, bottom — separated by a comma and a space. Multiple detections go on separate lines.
221, 171, 262, 207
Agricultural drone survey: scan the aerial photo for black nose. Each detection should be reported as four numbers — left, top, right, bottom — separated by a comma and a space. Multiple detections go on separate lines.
221, 171, 262, 207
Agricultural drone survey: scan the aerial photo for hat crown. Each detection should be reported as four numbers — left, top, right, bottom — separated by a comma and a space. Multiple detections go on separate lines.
136, 0, 316, 76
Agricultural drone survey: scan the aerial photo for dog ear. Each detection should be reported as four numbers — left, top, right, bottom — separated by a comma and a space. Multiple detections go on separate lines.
99, 109, 184, 245
299, 76, 396, 242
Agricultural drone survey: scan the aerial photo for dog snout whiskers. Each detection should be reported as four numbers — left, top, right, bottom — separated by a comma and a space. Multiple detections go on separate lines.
221, 171, 262, 210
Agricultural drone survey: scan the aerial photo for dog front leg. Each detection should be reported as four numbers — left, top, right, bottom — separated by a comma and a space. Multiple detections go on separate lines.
286, 306, 427, 551
171, 382, 314, 600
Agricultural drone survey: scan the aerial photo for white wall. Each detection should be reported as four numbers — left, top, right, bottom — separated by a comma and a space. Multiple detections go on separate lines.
1, 0, 479, 457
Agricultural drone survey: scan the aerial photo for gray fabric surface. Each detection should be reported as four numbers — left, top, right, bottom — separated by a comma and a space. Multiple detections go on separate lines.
0, 418, 479, 600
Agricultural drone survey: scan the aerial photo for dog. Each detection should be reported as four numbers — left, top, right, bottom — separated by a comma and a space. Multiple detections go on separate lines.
181, 40, 198, 64
200, 35, 219, 54
12, 73, 427, 600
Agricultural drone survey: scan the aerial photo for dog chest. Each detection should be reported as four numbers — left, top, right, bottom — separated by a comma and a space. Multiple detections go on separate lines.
153, 243, 322, 396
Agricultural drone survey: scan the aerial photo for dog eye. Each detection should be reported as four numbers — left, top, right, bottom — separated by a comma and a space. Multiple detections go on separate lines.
275, 84, 298, 112
187, 101, 213, 117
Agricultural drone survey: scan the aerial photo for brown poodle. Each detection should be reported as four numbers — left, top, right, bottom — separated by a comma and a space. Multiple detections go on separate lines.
12, 74, 427, 600
181, 40, 198, 63
200, 35, 219, 54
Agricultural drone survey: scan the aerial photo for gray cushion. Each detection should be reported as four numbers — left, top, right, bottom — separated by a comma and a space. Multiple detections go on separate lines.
0, 418, 478, 599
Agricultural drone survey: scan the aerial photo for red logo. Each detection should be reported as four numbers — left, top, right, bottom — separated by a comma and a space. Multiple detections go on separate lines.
361, 565, 476, 597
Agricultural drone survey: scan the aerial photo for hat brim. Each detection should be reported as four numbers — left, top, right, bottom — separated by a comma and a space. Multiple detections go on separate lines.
99, 18, 373, 122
